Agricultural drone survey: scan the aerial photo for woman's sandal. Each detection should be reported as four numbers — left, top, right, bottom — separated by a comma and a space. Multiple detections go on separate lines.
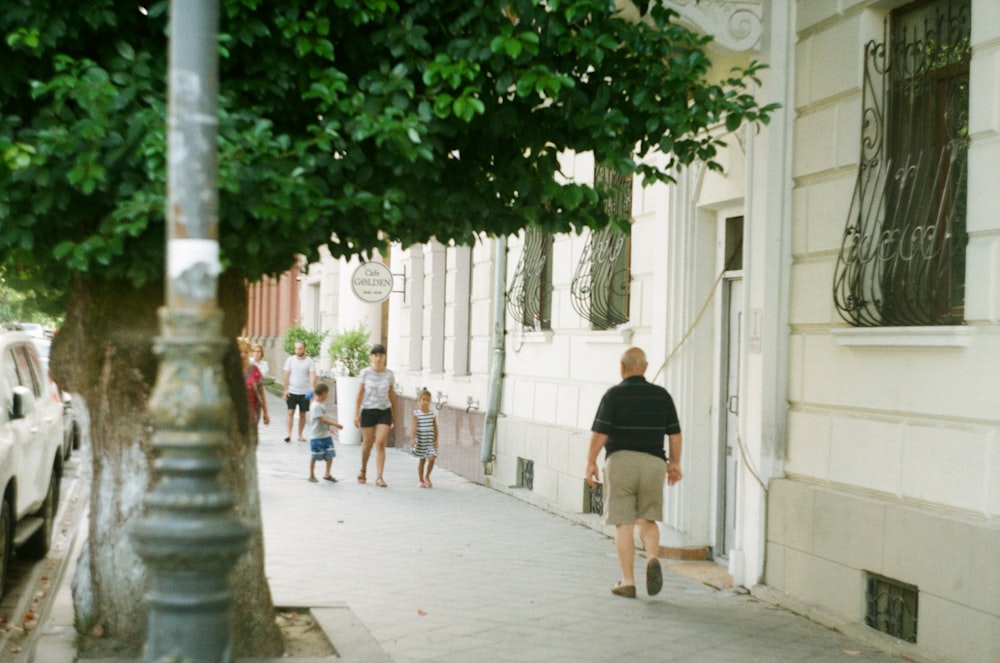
357, 470, 367, 484
375, 477, 387, 487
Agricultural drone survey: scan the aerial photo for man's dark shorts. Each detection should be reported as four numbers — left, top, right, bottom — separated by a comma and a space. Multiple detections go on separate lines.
286, 393, 310, 412
360, 408, 392, 428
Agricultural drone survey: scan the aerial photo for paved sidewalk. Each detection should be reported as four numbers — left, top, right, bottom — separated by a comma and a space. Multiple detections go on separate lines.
259, 394, 906, 663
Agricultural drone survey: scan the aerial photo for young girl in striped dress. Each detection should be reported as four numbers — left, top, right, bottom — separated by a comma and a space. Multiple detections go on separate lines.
412, 388, 439, 487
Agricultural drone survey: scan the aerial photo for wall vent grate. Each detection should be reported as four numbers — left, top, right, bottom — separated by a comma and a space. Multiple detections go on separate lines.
583, 481, 603, 515
517, 457, 534, 491
865, 572, 918, 642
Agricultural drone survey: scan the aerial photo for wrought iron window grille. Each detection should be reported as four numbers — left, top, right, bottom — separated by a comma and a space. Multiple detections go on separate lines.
865, 572, 918, 643
507, 229, 553, 330
833, 0, 969, 327
571, 165, 632, 330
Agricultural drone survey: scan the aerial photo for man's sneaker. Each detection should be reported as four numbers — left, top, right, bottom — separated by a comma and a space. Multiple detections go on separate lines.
646, 558, 663, 596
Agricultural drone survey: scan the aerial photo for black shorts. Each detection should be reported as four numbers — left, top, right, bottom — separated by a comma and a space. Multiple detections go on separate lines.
286, 393, 310, 412
360, 408, 392, 428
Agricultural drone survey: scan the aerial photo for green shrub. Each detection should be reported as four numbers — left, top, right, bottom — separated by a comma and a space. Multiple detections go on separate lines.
328, 323, 371, 377
282, 325, 327, 358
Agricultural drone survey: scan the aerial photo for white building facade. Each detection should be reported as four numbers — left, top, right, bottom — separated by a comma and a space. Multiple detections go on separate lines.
765, 2, 1000, 661
304, 2, 999, 660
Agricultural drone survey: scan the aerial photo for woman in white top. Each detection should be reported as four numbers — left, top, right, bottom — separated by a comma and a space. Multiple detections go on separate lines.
354, 344, 397, 487
251, 343, 269, 377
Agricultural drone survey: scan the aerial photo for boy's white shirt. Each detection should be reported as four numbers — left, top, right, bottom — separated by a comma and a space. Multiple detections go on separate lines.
305, 398, 333, 440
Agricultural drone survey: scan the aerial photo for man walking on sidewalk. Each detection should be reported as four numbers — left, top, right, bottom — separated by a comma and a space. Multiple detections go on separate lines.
283, 340, 316, 443
585, 347, 683, 599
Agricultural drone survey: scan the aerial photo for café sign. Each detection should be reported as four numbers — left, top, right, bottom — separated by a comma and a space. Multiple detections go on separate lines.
351, 261, 394, 303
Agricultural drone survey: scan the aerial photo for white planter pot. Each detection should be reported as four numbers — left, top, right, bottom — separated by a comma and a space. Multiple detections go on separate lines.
335, 375, 361, 445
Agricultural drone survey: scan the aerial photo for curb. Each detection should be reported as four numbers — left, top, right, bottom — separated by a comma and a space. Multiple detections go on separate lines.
27, 474, 89, 663
243, 605, 392, 663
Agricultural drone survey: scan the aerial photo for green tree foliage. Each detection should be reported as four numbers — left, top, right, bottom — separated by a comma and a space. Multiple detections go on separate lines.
2, 0, 776, 295
0, 265, 64, 325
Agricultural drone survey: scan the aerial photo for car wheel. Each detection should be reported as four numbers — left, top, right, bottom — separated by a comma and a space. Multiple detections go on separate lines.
0, 495, 11, 601
71, 420, 81, 450
21, 466, 59, 559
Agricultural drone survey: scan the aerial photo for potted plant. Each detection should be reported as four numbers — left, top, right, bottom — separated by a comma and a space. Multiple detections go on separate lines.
327, 323, 371, 377
327, 323, 371, 445
282, 324, 327, 358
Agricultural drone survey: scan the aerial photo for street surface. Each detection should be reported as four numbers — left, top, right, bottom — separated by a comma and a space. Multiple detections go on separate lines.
0, 449, 87, 662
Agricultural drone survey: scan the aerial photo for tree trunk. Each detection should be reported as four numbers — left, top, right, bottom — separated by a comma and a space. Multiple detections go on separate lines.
52, 272, 282, 657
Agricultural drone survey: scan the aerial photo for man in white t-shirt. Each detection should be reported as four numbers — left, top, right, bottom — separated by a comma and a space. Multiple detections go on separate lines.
283, 340, 316, 443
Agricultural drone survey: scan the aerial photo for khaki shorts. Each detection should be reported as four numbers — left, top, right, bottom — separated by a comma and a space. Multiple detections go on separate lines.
603, 450, 666, 525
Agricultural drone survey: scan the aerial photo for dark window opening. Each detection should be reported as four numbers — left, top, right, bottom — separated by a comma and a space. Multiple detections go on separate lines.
725, 216, 744, 272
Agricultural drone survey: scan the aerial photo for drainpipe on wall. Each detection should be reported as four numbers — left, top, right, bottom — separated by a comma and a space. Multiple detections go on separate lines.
481, 236, 508, 473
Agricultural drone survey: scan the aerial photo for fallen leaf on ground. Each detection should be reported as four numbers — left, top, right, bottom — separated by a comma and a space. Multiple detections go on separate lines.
843, 650, 861, 656
417, 609, 428, 616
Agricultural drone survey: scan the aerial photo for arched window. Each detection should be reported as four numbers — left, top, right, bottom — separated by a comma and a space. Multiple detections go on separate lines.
571, 164, 631, 330
507, 229, 553, 331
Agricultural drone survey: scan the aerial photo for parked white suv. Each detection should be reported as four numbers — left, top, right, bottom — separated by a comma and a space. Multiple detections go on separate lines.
0, 330, 64, 599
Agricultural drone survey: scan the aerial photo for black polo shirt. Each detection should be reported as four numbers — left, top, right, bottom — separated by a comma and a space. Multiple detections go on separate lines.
591, 375, 681, 460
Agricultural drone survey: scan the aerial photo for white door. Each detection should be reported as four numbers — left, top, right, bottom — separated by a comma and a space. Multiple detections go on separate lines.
718, 276, 742, 559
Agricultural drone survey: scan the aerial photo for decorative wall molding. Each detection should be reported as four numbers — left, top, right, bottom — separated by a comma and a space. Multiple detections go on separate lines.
832, 326, 971, 348
667, 0, 764, 53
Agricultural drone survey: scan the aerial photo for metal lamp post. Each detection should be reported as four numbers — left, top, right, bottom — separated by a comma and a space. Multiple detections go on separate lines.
132, 1, 250, 661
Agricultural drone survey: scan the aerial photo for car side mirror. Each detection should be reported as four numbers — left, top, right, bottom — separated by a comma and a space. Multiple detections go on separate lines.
11, 385, 34, 420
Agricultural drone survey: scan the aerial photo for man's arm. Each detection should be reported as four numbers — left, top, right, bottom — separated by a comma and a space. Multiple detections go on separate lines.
666, 432, 683, 485
282, 366, 290, 398
585, 432, 608, 488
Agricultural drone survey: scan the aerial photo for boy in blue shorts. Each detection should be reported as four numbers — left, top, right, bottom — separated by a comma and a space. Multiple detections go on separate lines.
307, 383, 343, 483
